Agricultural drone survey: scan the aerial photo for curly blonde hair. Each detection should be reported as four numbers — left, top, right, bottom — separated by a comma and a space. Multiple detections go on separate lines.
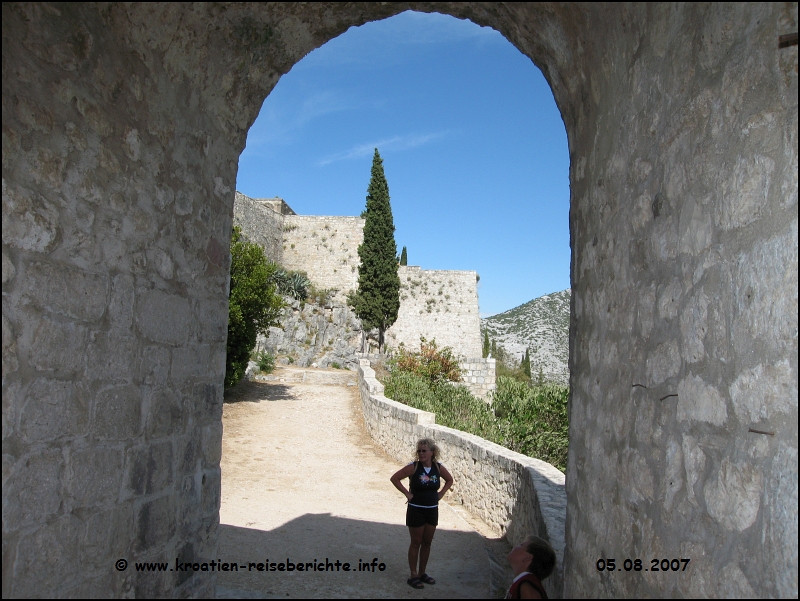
414, 438, 442, 464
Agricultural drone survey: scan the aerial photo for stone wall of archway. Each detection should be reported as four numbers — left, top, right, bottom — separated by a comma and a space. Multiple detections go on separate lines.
2, 3, 796, 597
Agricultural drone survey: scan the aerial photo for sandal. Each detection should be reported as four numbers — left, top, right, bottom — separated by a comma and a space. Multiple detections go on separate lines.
407, 577, 424, 589
420, 574, 436, 585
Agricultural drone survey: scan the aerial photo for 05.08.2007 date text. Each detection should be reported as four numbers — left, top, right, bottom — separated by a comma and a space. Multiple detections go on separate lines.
596, 558, 691, 572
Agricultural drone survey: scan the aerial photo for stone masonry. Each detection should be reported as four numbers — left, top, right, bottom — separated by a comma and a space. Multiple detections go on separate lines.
3, 3, 796, 598
460, 357, 497, 399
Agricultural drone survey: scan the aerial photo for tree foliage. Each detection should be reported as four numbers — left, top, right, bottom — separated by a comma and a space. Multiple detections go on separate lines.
390, 338, 462, 384
482, 330, 490, 358
351, 149, 400, 350
383, 370, 569, 471
522, 348, 531, 378
226, 227, 284, 388
399, 246, 408, 266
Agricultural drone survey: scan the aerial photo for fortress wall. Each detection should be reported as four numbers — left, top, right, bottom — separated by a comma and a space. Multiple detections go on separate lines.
280, 215, 363, 297
357, 359, 566, 597
232, 192, 285, 263
232, 194, 485, 361
386, 267, 482, 359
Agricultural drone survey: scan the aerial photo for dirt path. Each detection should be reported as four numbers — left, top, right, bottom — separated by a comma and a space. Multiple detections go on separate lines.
217, 367, 506, 599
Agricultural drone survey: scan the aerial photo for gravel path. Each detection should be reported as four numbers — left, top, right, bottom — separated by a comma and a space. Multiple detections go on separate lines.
217, 368, 505, 598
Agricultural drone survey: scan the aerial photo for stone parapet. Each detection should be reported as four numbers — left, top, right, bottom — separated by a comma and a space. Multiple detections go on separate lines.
357, 359, 565, 598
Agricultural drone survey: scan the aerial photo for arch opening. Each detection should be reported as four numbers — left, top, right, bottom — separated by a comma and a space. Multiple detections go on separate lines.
220, 10, 571, 597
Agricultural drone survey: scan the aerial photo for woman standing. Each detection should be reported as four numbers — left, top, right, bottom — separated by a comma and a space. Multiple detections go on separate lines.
390, 438, 454, 590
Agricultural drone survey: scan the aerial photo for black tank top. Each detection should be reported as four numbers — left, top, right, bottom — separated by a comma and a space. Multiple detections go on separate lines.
408, 462, 441, 507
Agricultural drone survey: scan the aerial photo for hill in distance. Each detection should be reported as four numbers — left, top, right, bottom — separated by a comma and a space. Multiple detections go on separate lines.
481, 289, 570, 385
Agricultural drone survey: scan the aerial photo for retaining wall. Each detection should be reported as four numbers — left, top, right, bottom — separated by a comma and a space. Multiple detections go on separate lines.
459, 357, 496, 399
357, 359, 566, 597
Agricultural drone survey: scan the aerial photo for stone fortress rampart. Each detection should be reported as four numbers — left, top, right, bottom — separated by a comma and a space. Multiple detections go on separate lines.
234, 191, 484, 361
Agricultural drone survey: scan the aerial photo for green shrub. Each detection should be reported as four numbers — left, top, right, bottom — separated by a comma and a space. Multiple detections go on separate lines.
331, 362, 342, 370
270, 266, 310, 300
382, 367, 569, 472
383, 371, 499, 439
493, 377, 569, 471
254, 350, 276, 374
390, 338, 462, 384
307, 285, 336, 306
225, 227, 284, 388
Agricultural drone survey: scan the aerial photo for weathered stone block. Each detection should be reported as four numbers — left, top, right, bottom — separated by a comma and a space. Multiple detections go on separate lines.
93, 385, 142, 441
23, 261, 108, 322
135, 289, 191, 345
86, 331, 138, 382
1, 183, 60, 254
138, 345, 170, 386
3, 450, 63, 528
201, 468, 221, 516
19, 378, 89, 442
124, 441, 174, 497
145, 386, 184, 439
28, 317, 86, 375
170, 344, 210, 382
107, 273, 135, 331
70, 445, 124, 507
11, 515, 84, 597
134, 494, 175, 553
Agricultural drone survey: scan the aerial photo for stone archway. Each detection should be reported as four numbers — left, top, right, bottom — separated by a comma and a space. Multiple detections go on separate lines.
2, 3, 796, 598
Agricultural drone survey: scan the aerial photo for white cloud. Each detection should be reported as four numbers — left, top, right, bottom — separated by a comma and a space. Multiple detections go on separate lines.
318, 131, 448, 165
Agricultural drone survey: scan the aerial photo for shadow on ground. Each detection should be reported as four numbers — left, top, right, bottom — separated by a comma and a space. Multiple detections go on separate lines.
216, 514, 493, 599
224, 380, 298, 403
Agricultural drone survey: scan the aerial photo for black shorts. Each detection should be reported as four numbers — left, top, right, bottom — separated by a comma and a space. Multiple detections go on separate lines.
406, 505, 439, 528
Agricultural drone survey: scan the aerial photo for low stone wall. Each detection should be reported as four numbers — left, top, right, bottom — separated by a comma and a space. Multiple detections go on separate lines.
460, 357, 496, 399
357, 359, 566, 598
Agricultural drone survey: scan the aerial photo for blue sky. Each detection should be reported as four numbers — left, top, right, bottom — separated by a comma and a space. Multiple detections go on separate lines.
236, 11, 570, 317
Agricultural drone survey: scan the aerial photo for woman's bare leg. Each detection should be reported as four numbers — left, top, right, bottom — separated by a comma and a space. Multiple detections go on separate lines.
408, 526, 424, 577
418, 523, 436, 577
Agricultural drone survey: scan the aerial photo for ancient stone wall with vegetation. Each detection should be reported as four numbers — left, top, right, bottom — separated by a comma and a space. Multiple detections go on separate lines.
281, 215, 364, 298
386, 267, 482, 358
234, 193, 483, 362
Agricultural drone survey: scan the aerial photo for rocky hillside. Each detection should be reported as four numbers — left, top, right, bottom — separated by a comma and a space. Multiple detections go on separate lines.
481, 289, 571, 385
255, 296, 364, 370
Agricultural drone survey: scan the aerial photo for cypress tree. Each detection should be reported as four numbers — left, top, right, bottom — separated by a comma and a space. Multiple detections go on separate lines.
523, 348, 531, 378
400, 246, 408, 266
491, 339, 497, 358
352, 149, 400, 352
482, 330, 490, 358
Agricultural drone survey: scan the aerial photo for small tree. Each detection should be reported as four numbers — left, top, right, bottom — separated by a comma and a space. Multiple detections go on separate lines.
226, 227, 284, 388
482, 330, 490, 358
522, 348, 531, 378
351, 149, 400, 352
491, 339, 497, 358
399, 246, 408, 266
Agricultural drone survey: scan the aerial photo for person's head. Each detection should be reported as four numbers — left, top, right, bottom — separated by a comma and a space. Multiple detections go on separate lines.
507, 535, 556, 580
414, 438, 440, 464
